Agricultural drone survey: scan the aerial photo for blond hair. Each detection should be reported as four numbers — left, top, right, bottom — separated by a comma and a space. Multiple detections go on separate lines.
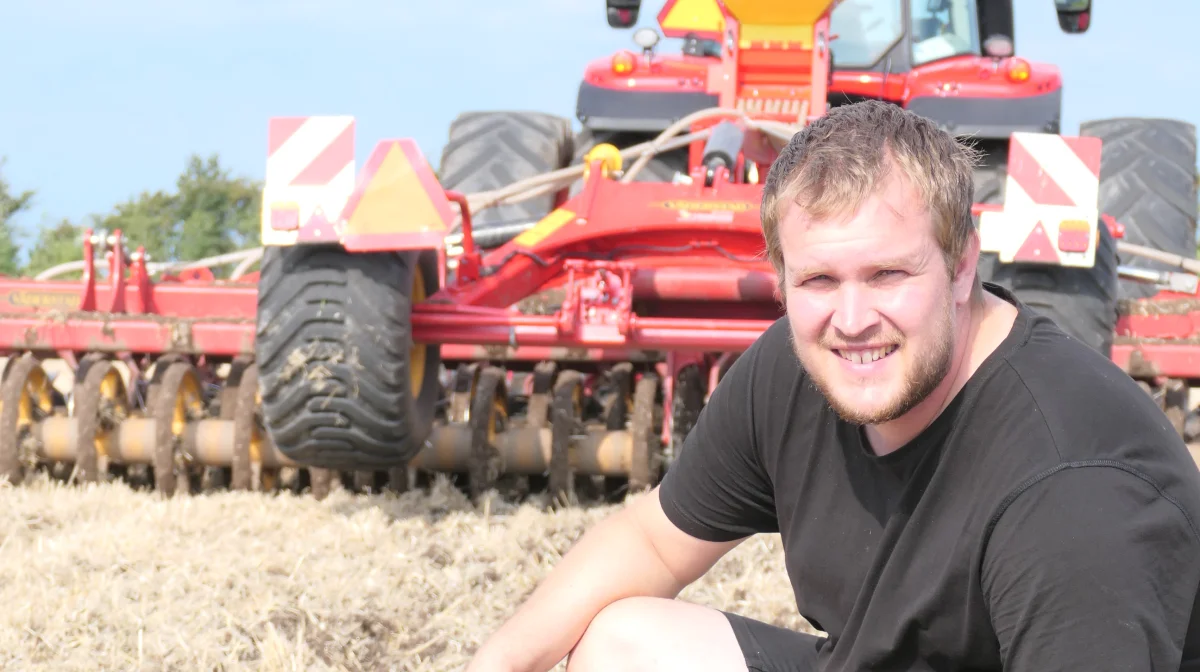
760, 100, 981, 293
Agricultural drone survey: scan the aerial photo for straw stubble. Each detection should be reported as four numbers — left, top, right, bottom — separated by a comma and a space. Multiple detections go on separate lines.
0, 473, 815, 670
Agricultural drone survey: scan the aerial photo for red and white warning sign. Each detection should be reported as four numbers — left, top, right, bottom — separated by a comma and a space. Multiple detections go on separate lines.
978, 131, 1102, 268
260, 115, 356, 246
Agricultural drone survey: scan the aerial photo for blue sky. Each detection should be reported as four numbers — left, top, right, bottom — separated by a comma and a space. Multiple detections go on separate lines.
1, 0, 1196, 250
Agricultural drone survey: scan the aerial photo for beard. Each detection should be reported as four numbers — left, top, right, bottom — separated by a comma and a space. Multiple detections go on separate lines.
791, 292, 956, 426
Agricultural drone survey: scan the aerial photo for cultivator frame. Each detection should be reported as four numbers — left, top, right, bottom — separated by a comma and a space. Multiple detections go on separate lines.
1, 0, 1198, 501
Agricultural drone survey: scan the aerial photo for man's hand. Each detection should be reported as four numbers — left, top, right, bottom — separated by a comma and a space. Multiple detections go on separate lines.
466, 486, 744, 672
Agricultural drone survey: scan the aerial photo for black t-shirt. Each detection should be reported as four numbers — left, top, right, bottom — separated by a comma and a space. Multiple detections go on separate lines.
659, 283, 1200, 670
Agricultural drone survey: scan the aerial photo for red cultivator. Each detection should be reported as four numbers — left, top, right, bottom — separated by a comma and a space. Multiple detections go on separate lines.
1, 0, 1197, 500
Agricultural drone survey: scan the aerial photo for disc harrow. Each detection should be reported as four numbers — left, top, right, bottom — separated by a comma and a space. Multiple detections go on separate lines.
0, 344, 700, 502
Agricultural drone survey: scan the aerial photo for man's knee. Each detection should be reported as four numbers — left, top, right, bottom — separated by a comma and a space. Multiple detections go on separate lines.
568, 597, 664, 672
566, 596, 746, 672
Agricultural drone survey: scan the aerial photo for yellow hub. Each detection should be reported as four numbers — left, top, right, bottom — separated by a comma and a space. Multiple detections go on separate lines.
249, 380, 263, 466
171, 368, 204, 439
410, 266, 428, 395
17, 364, 53, 429
488, 385, 508, 445
583, 143, 623, 179
94, 366, 129, 462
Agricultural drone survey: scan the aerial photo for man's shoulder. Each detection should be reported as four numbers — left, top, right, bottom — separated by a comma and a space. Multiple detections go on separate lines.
967, 296, 1200, 526
993, 306, 1179, 458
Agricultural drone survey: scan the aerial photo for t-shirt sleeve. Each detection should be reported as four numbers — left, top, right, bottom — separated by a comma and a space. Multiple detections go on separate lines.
981, 463, 1200, 671
656, 324, 781, 543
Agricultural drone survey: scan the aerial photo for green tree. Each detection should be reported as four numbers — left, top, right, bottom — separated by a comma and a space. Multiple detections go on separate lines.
23, 217, 88, 278
93, 153, 261, 275
0, 157, 34, 276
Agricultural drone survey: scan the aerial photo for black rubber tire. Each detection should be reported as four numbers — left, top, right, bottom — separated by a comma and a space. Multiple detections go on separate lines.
254, 244, 442, 471
438, 111, 575, 235
1078, 117, 1198, 300
568, 129, 690, 196
974, 143, 1120, 358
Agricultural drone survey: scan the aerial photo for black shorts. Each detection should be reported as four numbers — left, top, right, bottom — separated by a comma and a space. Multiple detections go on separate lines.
724, 611, 826, 672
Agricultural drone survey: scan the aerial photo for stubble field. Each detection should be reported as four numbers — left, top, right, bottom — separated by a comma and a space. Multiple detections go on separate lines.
0, 473, 814, 671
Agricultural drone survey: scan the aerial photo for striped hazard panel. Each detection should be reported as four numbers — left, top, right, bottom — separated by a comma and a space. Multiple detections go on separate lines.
259, 116, 455, 252
260, 116, 356, 246
978, 132, 1102, 269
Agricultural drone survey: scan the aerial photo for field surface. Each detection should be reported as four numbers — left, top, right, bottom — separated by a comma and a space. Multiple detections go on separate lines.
0, 474, 813, 671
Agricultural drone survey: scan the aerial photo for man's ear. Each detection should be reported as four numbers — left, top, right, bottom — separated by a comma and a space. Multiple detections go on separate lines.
952, 230, 981, 304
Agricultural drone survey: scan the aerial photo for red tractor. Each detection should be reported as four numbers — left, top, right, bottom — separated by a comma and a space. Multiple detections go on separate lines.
0, 0, 1196, 500
579, 0, 1196, 359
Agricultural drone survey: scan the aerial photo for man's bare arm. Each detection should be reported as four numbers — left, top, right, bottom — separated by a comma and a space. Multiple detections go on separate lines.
466, 486, 745, 672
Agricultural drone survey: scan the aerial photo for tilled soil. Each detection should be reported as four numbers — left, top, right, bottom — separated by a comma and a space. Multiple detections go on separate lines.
0, 473, 815, 671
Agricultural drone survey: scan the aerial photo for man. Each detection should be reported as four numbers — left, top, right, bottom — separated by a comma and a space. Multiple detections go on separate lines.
466, 100, 1200, 671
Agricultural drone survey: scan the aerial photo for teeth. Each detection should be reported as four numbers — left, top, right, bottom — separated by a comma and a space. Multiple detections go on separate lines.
837, 345, 896, 364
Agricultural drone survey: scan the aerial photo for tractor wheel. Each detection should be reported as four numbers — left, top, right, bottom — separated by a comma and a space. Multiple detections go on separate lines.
1078, 117, 1198, 300
974, 143, 1120, 358
438, 110, 575, 246
569, 129, 690, 195
254, 244, 442, 471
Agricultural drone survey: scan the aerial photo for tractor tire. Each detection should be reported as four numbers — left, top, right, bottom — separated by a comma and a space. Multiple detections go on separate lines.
569, 129, 690, 195
1078, 117, 1198, 300
438, 111, 575, 242
974, 144, 1120, 358
254, 244, 442, 471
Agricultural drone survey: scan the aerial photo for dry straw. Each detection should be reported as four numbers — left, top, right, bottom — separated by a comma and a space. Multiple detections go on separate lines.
0, 472, 816, 671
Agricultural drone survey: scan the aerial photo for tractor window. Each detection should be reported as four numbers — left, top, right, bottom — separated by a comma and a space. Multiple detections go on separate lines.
910, 0, 981, 66
828, 0, 904, 69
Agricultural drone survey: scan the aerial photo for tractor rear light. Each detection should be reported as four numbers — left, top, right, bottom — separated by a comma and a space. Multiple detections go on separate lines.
612, 51, 636, 74
1057, 219, 1091, 253
1006, 58, 1031, 82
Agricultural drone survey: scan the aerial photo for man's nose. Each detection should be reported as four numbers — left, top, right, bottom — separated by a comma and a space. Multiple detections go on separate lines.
829, 284, 880, 337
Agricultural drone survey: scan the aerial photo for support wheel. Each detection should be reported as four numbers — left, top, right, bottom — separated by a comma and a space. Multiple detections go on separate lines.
73, 357, 129, 484
255, 245, 442, 471
669, 365, 705, 467
230, 363, 262, 491
0, 354, 53, 485
153, 361, 204, 497
468, 366, 508, 499
629, 373, 664, 493
549, 370, 585, 503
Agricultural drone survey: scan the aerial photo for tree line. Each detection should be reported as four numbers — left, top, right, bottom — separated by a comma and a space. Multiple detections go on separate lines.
0, 154, 261, 279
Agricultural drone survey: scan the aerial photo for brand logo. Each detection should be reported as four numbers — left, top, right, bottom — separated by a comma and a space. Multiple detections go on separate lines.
735, 97, 806, 117
657, 200, 755, 212
6, 290, 77, 309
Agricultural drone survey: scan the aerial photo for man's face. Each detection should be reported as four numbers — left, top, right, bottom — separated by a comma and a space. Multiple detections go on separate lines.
778, 172, 968, 425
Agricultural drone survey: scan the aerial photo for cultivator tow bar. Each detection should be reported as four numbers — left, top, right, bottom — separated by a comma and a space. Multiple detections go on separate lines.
2, 0, 1198, 501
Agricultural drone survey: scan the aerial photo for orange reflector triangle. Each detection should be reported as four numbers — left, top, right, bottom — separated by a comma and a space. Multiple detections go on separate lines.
343, 139, 453, 238
657, 0, 724, 39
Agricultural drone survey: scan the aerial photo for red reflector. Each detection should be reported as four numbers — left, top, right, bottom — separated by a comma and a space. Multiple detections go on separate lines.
1057, 219, 1091, 253
270, 205, 299, 231
1057, 230, 1090, 253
